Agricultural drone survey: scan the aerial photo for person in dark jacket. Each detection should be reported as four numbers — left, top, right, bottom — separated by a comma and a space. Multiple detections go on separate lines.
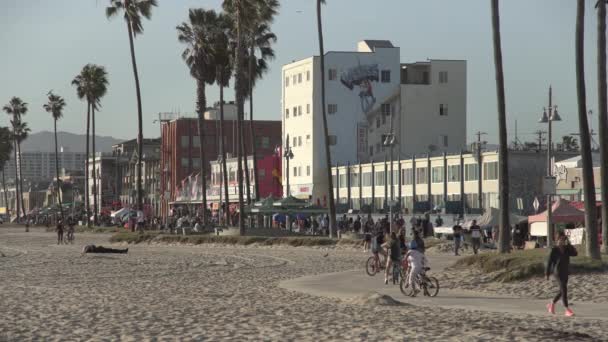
546, 232, 577, 317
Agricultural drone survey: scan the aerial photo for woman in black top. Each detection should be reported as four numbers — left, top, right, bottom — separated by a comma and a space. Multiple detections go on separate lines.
546, 232, 578, 317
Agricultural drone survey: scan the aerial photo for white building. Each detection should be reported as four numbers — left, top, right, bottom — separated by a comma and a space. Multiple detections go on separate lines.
4, 148, 87, 182
281, 40, 467, 205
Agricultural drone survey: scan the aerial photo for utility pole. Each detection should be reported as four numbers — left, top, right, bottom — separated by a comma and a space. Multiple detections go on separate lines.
534, 130, 547, 152
474, 131, 487, 211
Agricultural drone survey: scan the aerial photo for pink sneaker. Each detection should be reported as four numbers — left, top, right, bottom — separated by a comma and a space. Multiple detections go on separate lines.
547, 303, 555, 314
565, 308, 575, 317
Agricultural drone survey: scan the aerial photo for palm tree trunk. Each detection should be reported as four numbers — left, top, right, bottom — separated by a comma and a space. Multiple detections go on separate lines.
85, 102, 91, 227
17, 140, 26, 218
2, 169, 8, 216
126, 16, 144, 213
234, 9, 246, 235
317, 0, 336, 238
597, 0, 608, 254
12, 136, 20, 222
249, 43, 260, 202
92, 106, 98, 225
196, 78, 208, 226
491, 0, 510, 254
576, 0, 600, 259
218, 68, 230, 226
54, 120, 64, 220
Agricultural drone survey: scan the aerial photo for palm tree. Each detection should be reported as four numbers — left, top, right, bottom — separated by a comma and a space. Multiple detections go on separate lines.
177, 8, 224, 226
43, 91, 67, 220
3, 97, 28, 220
72, 64, 109, 226
0, 127, 13, 216
596, 0, 608, 254
561, 135, 579, 151
317, 0, 336, 237
106, 0, 157, 214
223, 0, 278, 234
575, 0, 600, 259
490, 0, 510, 254
14, 120, 30, 218
246, 22, 277, 203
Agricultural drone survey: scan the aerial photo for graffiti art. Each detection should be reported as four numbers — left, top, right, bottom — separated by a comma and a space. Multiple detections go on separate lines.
340, 63, 379, 113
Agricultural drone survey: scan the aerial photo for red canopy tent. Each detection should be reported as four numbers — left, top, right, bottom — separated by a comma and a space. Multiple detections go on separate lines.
528, 198, 585, 224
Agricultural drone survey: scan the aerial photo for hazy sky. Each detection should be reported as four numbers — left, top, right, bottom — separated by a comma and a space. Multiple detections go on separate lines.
0, 0, 604, 145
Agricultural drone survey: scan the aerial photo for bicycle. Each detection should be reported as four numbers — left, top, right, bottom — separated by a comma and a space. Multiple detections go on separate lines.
400, 267, 440, 297
365, 252, 387, 276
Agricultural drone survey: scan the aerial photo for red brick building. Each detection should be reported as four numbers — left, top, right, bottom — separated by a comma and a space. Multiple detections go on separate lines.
160, 117, 281, 218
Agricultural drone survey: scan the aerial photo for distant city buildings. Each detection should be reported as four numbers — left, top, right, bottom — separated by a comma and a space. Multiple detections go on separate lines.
4, 148, 86, 182
282, 40, 467, 205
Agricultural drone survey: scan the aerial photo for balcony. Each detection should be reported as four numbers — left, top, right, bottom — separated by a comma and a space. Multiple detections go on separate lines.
401, 63, 431, 85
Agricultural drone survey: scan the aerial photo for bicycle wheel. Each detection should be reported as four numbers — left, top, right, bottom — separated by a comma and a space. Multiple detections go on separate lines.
399, 277, 414, 296
424, 276, 440, 297
365, 257, 378, 276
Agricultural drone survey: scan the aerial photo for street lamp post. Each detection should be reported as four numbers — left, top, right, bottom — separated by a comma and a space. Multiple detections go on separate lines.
283, 134, 294, 197
539, 86, 562, 248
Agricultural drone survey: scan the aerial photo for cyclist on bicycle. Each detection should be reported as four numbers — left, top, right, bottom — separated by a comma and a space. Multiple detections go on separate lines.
371, 227, 386, 269
405, 240, 428, 295
384, 232, 401, 284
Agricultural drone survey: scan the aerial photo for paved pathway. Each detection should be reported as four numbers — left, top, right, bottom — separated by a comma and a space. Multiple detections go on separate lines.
280, 254, 608, 320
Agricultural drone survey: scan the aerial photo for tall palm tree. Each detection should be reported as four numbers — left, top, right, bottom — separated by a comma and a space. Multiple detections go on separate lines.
576, 0, 600, 259
317, 0, 336, 237
3, 97, 28, 220
0, 127, 13, 216
223, 0, 278, 234
490, 0, 510, 254
14, 120, 30, 218
43, 91, 67, 220
72, 64, 109, 226
596, 0, 608, 254
106, 0, 157, 214
177, 8, 224, 226
246, 22, 277, 202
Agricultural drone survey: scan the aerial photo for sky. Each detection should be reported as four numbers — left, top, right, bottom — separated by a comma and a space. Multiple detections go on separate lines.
0, 0, 604, 146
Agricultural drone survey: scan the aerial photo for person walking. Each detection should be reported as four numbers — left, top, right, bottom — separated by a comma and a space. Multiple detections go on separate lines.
383, 232, 401, 285
469, 220, 482, 254
546, 232, 578, 317
56, 219, 64, 245
452, 221, 463, 256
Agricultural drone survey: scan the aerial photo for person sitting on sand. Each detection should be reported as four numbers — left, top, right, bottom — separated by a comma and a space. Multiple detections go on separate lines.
81, 245, 129, 255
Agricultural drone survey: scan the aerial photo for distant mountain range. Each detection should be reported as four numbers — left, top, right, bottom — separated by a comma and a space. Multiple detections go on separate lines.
21, 131, 124, 153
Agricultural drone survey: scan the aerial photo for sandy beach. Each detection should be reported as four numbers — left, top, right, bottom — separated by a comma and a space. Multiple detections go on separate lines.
1, 227, 607, 341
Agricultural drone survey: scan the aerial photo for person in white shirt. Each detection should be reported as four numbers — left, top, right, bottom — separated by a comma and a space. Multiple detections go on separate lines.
405, 241, 429, 296
469, 220, 482, 254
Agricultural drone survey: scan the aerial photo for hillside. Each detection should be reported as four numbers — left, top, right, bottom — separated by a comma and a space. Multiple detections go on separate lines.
20, 131, 123, 153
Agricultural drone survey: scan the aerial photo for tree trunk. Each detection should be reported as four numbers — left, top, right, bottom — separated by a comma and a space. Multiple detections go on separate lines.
576, 0, 600, 259
235, 9, 246, 235
196, 78, 208, 226
491, 0, 511, 254
317, 0, 336, 238
2, 169, 8, 215
249, 43, 260, 202
597, 0, 608, 254
85, 102, 91, 227
92, 106, 98, 225
218, 68, 230, 226
17, 140, 26, 218
12, 135, 20, 222
126, 16, 144, 213
54, 119, 64, 220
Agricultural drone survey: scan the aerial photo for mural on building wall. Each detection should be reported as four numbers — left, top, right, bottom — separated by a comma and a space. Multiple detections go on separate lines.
340, 63, 379, 113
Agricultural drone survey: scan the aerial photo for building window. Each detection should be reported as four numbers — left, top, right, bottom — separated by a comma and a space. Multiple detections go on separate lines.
465, 164, 479, 181
328, 104, 338, 114
181, 158, 189, 167
362, 172, 372, 186
448, 165, 461, 182
381, 103, 391, 116
483, 161, 498, 180
306, 103, 310, 114
375, 171, 385, 186
298, 136, 302, 146
439, 71, 448, 83
298, 105, 302, 116
292, 136, 297, 147
375, 143, 380, 153
369, 146, 374, 156
259, 169, 266, 178
382, 113, 386, 125
293, 166, 298, 177
292, 75, 297, 85
350, 171, 359, 186
285, 108, 289, 118
192, 136, 200, 148
401, 168, 413, 185
181, 136, 189, 148
376, 117, 381, 128
293, 106, 298, 116
298, 73, 302, 83
440, 104, 448, 116
329, 68, 337, 81
328, 135, 337, 145
381, 70, 391, 83
416, 167, 428, 184
440, 135, 448, 147
432, 166, 444, 183
306, 165, 311, 176
306, 70, 310, 81
192, 158, 201, 168
339, 174, 347, 188
285, 76, 289, 87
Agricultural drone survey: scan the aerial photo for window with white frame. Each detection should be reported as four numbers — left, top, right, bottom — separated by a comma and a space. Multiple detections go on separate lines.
293, 106, 298, 116
298, 105, 302, 115
416, 167, 428, 184
306, 103, 310, 114
328, 135, 337, 145
402, 168, 413, 185
306, 165, 310, 176
465, 164, 479, 181
448, 165, 461, 182
328, 104, 338, 114
292, 75, 297, 85
440, 104, 448, 116
181, 136, 190, 148
381, 70, 391, 83
285, 76, 289, 87
440, 135, 448, 147
298, 136, 302, 146
306, 134, 311, 143
306, 70, 310, 81
292, 136, 297, 147
329, 68, 337, 80
381, 103, 391, 116
285, 108, 289, 118
375, 171, 385, 186
483, 161, 498, 180
298, 73, 302, 83
293, 167, 298, 177
439, 71, 448, 83
298, 166, 302, 177
432, 166, 444, 183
